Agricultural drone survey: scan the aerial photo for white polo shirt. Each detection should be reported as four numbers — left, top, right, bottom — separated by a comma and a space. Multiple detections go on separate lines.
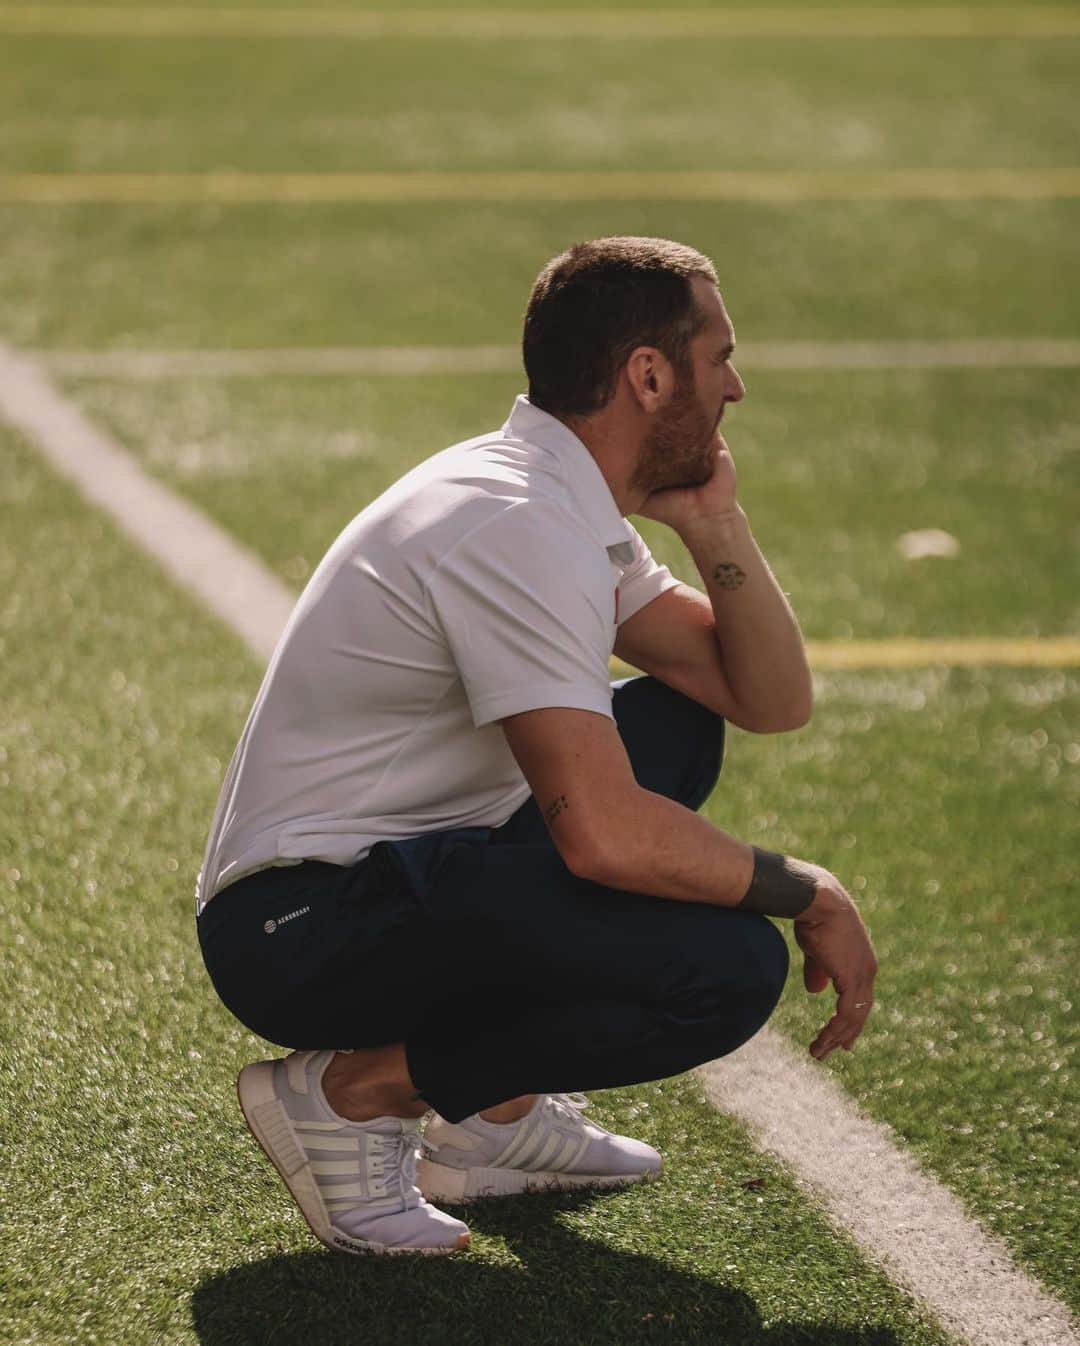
195, 395, 679, 912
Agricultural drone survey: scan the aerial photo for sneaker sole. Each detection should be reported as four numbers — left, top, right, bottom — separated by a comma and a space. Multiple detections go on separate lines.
236, 1061, 470, 1257
416, 1156, 663, 1204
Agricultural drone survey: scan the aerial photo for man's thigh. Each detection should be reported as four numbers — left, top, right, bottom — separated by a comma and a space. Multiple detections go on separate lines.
493, 676, 725, 847
610, 674, 726, 809
197, 859, 424, 1049
416, 838, 783, 1016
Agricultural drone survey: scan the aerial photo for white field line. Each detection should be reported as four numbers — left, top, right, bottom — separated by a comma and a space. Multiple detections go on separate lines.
3, 5, 1080, 39
0, 344, 293, 663
32, 338, 1080, 379
36, 345, 524, 379
1, 339, 1078, 1344
699, 1045, 1080, 1346
3, 169, 1080, 204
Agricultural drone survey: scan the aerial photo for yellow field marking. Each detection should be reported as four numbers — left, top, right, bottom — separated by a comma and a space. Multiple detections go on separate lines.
612, 637, 1080, 677
803, 637, 1080, 669
4, 169, 1080, 205
3, 6, 1079, 39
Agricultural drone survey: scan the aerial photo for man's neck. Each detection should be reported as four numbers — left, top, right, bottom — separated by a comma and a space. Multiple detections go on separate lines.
558, 409, 646, 518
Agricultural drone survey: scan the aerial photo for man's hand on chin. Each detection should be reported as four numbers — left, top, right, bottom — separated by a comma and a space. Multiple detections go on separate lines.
636, 435, 740, 534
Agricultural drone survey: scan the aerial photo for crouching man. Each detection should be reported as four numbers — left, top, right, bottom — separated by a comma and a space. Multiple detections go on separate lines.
195, 236, 877, 1256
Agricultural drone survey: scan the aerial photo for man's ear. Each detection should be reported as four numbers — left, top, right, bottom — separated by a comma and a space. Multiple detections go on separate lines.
623, 346, 675, 413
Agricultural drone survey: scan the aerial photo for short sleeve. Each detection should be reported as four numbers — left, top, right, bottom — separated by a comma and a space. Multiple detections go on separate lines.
617, 524, 681, 625
427, 502, 616, 728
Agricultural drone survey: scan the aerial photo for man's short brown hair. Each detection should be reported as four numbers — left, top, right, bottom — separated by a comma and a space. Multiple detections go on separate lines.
522, 236, 719, 420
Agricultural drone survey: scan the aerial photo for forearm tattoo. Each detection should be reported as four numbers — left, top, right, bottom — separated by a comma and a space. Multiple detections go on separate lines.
738, 847, 818, 917
712, 562, 747, 591
545, 794, 569, 828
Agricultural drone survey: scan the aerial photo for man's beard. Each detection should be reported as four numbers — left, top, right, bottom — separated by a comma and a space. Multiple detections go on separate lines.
630, 374, 718, 497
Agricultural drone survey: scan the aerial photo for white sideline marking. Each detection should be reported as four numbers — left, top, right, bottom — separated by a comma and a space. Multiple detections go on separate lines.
32, 338, 1080, 379
37, 345, 523, 379
3, 5, 1079, 40
2, 342, 1078, 1343
3, 169, 1080, 204
0, 344, 293, 662
700, 1046, 1080, 1346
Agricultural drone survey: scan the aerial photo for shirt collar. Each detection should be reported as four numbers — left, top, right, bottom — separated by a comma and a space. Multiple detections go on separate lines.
501, 395, 635, 563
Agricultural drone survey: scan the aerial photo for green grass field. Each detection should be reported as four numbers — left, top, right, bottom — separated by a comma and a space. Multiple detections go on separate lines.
1, 2, 1077, 1342
5, 36, 1077, 172
66, 367, 1080, 640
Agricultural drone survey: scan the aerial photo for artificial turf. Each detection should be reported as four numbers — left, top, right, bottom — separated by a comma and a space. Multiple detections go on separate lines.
63, 365, 1080, 642
715, 666, 1079, 1310
2, 0, 1077, 1337
3, 200, 1080, 352
0, 425, 954, 1345
3, 34, 1077, 174
49, 364, 1080, 1314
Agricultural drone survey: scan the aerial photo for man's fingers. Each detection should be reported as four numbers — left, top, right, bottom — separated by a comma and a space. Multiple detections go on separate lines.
809, 989, 874, 1058
834, 990, 874, 1049
809, 1010, 843, 1058
803, 953, 830, 994
809, 1028, 836, 1060
836, 985, 873, 1026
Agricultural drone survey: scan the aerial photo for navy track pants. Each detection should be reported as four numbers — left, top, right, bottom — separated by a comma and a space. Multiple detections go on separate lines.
196, 676, 789, 1122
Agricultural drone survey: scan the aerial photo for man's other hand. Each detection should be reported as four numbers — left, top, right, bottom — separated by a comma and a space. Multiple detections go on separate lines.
792, 875, 878, 1060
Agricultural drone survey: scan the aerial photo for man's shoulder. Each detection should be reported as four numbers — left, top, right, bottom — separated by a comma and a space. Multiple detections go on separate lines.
371, 428, 554, 511
435, 426, 563, 490
334, 418, 599, 579
429, 495, 613, 615
409, 431, 578, 541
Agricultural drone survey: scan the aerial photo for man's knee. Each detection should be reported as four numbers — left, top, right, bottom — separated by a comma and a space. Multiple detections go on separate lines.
722, 911, 789, 1015
611, 675, 725, 810
752, 914, 790, 1013
653, 912, 788, 1069
665, 908, 789, 1030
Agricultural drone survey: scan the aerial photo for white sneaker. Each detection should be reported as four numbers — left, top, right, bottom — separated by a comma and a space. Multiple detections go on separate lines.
237, 1049, 471, 1255
417, 1092, 663, 1204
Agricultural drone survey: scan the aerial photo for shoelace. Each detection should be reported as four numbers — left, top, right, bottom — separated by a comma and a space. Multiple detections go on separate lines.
545, 1092, 591, 1126
367, 1129, 423, 1205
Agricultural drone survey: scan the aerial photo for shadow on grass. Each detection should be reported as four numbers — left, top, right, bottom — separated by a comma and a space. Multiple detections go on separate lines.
192, 1190, 905, 1346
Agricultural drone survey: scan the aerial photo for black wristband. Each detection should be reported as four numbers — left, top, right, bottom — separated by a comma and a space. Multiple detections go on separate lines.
737, 847, 818, 918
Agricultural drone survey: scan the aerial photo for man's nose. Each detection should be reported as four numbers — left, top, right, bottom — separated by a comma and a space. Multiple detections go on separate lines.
727, 364, 746, 402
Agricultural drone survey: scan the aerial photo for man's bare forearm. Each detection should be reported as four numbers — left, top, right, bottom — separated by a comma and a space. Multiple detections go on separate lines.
679, 505, 813, 731
579, 784, 755, 906
574, 784, 817, 919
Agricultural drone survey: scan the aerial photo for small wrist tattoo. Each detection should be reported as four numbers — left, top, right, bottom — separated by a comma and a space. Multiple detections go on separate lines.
545, 794, 569, 827
712, 562, 747, 590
